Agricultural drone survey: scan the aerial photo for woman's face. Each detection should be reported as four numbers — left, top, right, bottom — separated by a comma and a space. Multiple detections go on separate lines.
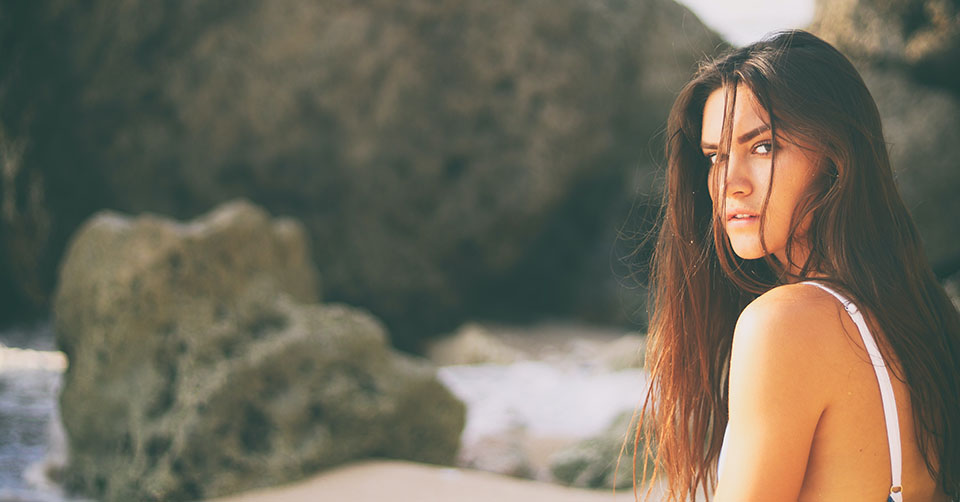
700, 85, 819, 266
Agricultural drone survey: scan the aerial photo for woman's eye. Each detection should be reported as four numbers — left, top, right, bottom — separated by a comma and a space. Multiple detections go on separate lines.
705, 152, 717, 164
753, 141, 773, 154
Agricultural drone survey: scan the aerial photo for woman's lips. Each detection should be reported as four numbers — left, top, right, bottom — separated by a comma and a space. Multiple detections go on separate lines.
726, 212, 759, 225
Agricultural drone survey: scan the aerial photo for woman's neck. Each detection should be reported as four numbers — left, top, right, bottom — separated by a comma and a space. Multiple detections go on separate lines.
773, 244, 828, 284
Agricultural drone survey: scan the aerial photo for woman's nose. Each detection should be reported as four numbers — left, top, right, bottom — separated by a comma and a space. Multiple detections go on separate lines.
724, 153, 753, 198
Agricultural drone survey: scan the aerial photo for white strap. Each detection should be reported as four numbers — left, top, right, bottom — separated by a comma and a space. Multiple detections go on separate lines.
804, 282, 903, 499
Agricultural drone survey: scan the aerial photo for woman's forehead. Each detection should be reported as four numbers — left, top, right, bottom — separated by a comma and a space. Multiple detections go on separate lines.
701, 85, 770, 146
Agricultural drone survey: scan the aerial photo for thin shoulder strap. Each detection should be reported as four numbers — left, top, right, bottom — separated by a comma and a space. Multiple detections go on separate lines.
803, 281, 903, 502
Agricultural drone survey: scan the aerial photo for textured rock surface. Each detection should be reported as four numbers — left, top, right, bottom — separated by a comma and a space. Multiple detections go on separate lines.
549, 411, 655, 489
425, 321, 646, 370
1, 0, 723, 344
457, 425, 536, 480
809, 1, 960, 275
53, 201, 465, 502
810, 0, 960, 92
425, 323, 525, 366
857, 67, 960, 273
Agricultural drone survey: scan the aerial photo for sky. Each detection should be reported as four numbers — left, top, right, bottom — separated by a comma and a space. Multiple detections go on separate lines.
675, 0, 817, 46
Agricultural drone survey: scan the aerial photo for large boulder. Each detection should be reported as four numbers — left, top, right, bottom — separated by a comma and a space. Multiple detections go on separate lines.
857, 67, 960, 274
809, 1, 960, 276
810, 0, 960, 93
2, 0, 723, 345
53, 200, 465, 502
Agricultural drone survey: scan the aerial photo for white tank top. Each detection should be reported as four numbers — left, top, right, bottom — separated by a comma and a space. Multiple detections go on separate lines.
716, 281, 903, 502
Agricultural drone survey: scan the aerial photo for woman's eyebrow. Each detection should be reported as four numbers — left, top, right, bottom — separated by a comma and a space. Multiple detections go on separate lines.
700, 124, 772, 150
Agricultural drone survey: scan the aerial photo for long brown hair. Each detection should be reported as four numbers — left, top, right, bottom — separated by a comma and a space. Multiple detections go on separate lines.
631, 30, 960, 501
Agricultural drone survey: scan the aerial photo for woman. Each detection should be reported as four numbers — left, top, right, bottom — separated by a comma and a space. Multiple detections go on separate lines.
632, 30, 960, 501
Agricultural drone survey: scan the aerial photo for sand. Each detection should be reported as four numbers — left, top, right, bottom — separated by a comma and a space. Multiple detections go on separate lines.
207, 459, 666, 502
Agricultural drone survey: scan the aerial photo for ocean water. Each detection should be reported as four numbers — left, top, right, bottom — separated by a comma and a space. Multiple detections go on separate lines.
0, 322, 87, 502
0, 320, 647, 501
438, 361, 648, 445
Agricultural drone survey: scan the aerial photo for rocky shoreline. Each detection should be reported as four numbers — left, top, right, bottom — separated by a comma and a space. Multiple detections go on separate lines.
0, 319, 654, 502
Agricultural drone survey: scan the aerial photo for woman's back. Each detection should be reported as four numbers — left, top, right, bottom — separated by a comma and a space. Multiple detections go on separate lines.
718, 282, 950, 501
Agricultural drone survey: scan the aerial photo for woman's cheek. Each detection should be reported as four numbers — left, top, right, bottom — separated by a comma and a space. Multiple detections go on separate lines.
707, 166, 720, 202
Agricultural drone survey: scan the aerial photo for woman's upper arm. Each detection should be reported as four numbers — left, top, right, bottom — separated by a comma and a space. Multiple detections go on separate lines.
713, 289, 836, 502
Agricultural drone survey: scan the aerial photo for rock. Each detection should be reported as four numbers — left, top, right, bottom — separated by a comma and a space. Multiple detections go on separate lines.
0, 120, 54, 323
2, 0, 723, 345
425, 323, 525, 366
0, 3, 110, 327
855, 67, 960, 276
549, 411, 656, 489
809, 2, 960, 276
52, 201, 465, 502
457, 424, 535, 480
810, 0, 960, 93
426, 321, 646, 371
944, 271, 960, 312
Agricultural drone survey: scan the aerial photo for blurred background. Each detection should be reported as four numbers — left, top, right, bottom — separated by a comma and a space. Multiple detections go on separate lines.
0, 0, 958, 501
2, 0, 958, 350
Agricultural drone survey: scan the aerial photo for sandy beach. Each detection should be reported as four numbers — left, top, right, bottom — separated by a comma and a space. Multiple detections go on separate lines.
208, 459, 660, 502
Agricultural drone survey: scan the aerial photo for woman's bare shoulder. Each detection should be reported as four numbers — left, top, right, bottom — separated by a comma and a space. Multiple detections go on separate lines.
732, 282, 852, 384
728, 283, 854, 430
737, 282, 846, 338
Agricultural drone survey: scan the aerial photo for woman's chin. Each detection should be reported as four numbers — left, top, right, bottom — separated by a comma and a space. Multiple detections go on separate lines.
730, 244, 767, 261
